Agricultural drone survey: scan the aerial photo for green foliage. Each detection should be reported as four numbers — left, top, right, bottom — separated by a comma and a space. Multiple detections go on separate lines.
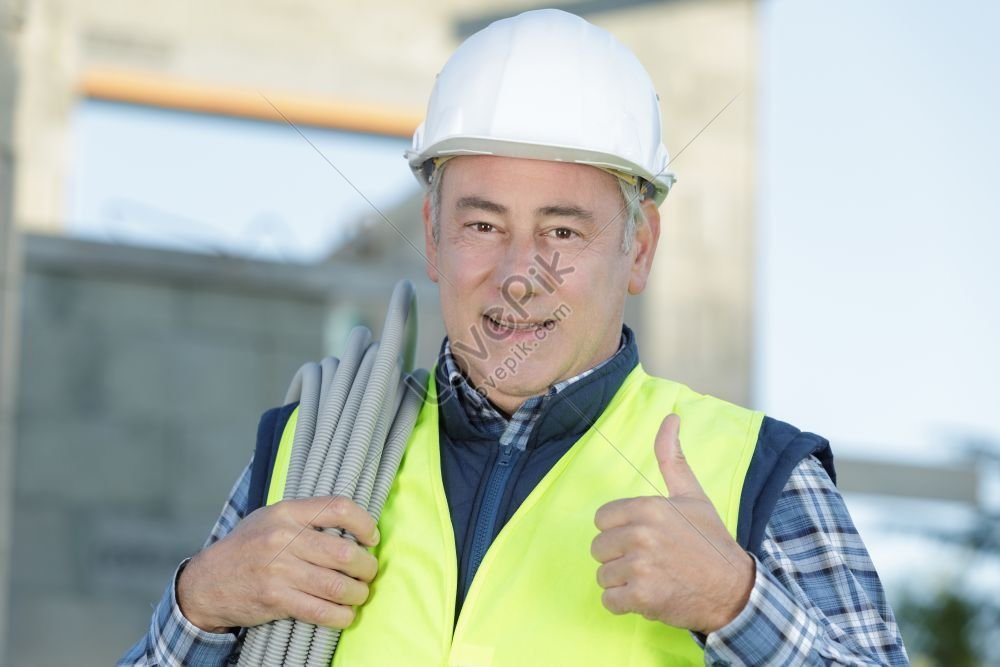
896, 587, 996, 667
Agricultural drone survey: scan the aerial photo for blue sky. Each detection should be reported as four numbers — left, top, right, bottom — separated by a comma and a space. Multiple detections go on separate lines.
67, 100, 417, 262
756, 0, 1000, 462
756, 0, 1000, 594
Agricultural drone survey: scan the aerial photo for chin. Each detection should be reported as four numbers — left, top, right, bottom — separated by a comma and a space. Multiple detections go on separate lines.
486, 368, 562, 400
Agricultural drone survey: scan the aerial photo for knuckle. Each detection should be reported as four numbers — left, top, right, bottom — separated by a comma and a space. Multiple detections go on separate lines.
329, 496, 352, 521
631, 586, 651, 609
632, 557, 655, 580
306, 599, 333, 626
271, 500, 295, 522
632, 528, 656, 551
325, 573, 347, 602
264, 526, 294, 553
650, 498, 670, 521
632, 499, 657, 521
332, 538, 355, 564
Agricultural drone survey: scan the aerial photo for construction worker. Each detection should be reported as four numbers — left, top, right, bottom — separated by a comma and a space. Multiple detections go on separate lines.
121, 9, 908, 666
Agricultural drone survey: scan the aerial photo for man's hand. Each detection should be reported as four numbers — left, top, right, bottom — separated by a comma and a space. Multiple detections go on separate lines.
176, 496, 380, 634
591, 414, 755, 634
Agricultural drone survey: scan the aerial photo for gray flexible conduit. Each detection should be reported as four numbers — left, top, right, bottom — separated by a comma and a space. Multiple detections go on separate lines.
237, 279, 426, 666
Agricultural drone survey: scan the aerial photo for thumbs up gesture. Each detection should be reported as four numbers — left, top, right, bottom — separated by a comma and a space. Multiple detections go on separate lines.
591, 414, 756, 634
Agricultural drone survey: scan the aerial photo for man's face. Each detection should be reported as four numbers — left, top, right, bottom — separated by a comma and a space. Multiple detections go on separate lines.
423, 155, 660, 415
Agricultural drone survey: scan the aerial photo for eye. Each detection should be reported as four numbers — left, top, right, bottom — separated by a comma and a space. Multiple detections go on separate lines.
548, 227, 580, 240
467, 222, 496, 233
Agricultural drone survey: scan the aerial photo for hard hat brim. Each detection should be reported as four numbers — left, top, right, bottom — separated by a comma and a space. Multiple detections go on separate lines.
407, 136, 675, 206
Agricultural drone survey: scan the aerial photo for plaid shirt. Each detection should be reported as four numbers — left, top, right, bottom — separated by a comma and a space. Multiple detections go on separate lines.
441, 335, 623, 447
120, 341, 908, 666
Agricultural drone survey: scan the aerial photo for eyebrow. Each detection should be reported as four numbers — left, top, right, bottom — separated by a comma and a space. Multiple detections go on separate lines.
456, 196, 507, 215
537, 204, 593, 221
455, 197, 593, 222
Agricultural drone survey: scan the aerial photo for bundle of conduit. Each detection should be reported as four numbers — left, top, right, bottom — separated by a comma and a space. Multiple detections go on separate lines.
237, 279, 427, 667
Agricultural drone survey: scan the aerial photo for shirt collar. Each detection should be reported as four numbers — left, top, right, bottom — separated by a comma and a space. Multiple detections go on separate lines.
442, 331, 626, 430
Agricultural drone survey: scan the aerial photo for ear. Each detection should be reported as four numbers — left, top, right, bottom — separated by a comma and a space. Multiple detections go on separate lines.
422, 195, 440, 284
627, 200, 661, 295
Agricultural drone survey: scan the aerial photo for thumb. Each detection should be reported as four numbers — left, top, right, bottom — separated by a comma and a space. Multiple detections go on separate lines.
654, 414, 706, 499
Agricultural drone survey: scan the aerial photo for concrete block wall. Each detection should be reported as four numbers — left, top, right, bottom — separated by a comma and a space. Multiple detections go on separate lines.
0, 0, 23, 659
8, 236, 329, 665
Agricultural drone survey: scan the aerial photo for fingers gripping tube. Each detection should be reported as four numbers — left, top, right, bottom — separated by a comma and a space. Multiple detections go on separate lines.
238, 279, 427, 666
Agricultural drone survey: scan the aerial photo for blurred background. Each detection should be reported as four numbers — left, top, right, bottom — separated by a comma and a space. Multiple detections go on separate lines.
0, 0, 997, 664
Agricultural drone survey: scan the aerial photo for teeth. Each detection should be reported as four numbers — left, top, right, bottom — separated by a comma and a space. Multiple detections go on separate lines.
488, 316, 542, 330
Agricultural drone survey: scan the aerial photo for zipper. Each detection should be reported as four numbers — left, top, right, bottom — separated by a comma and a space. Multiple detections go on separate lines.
462, 443, 521, 598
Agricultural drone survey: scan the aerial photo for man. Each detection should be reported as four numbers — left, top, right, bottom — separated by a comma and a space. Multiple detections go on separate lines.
122, 9, 908, 666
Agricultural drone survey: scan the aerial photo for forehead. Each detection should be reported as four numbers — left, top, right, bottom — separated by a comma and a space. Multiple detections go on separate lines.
439, 155, 621, 207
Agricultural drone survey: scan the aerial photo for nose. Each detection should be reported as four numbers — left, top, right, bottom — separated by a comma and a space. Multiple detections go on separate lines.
502, 271, 534, 303
495, 234, 538, 310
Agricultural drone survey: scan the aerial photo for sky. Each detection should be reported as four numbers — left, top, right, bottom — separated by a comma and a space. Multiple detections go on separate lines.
756, 0, 1000, 463
756, 0, 1000, 593
67, 100, 417, 263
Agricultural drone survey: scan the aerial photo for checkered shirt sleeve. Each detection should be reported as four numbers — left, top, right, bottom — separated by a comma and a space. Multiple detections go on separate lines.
117, 459, 252, 666
703, 456, 908, 666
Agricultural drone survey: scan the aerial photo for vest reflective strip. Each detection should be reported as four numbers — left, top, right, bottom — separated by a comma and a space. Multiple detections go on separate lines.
267, 364, 763, 666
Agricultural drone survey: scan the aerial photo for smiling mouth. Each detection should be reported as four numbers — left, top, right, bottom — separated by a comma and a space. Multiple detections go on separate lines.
484, 314, 555, 332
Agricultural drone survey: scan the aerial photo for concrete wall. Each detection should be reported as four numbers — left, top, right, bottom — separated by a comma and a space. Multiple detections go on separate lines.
6, 234, 438, 665
621, 1, 758, 406
0, 0, 24, 660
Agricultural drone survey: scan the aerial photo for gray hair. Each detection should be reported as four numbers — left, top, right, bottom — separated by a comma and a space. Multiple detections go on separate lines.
428, 162, 648, 253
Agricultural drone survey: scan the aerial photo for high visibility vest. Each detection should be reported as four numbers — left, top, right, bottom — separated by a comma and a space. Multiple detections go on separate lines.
265, 364, 763, 666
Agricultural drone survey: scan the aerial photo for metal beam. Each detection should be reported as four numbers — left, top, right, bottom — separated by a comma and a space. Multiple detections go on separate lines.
835, 456, 980, 506
21, 233, 427, 301
80, 69, 422, 138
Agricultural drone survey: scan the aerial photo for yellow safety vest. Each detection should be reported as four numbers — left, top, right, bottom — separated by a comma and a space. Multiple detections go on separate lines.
266, 364, 764, 666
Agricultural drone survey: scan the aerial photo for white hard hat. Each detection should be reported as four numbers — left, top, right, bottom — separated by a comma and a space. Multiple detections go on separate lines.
406, 9, 676, 205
